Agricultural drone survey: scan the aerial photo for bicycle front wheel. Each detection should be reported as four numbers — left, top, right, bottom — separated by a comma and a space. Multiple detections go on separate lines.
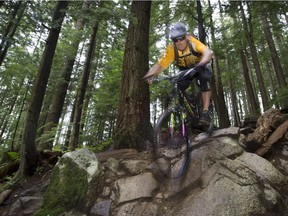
153, 108, 191, 178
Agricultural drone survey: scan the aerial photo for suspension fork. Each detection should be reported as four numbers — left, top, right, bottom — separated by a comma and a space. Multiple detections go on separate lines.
168, 108, 186, 139
181, 109, 186, 136
169, 112, 175, 136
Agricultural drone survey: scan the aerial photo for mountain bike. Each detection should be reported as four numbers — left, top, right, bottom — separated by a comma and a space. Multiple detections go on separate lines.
152, 68, 214, 179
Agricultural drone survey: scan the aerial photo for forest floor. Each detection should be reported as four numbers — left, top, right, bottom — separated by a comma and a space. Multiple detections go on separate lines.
0, 170, 52, 215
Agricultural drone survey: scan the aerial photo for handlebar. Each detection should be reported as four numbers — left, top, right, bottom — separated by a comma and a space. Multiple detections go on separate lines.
152, 67, 199, 84
152, 74, 177, 83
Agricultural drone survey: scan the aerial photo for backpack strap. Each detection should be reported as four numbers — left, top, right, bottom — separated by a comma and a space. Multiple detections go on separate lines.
174, 41, 202, 63
189, 42, 202, 58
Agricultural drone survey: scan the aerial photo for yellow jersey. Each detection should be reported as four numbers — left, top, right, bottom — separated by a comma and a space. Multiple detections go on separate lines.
158, 35, 208, 70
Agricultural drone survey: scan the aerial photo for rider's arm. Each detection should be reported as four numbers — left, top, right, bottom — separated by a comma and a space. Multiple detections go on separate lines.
196, 47, 213, 67
190, 36, 213, 67
143, 45, 174, 80
143, 63, 165, 79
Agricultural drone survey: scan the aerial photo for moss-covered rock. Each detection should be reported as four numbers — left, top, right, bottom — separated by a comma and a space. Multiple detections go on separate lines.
36, 148, 103, 216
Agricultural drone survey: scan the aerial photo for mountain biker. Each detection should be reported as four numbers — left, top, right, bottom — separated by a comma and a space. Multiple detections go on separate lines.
143, 22, 213, 126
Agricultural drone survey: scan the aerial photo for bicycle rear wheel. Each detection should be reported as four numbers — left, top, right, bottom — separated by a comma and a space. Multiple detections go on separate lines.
153, 108, 192, 179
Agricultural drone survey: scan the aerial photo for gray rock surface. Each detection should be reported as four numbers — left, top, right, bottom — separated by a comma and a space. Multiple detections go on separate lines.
2, 126, 288, 216
114, 172, 158, 204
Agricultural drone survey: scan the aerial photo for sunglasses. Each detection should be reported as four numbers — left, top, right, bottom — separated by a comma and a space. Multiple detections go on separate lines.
172, 35, 186, 43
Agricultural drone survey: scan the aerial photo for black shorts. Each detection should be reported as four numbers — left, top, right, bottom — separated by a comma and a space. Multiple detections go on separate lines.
177, 66, 212, 92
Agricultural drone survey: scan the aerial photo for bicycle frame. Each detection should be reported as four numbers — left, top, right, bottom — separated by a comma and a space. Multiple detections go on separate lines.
152, 68, 213, 178
165, 71, 201, 141
163, 69, 202, 125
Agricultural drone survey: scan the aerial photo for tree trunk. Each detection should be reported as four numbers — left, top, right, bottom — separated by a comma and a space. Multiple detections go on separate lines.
265, 61, 278, 109
208, 0, 230, 128
273, 34, 288, 78
0, 1, 22, 53
261, 7, 286, 89
17, 1, 68, 177
114, 1, 152, 151
260, 5, 287, 109
38, 1, 89, 151
64, 100, 76, 151
69, 22, 98, 150
0, 89, 19, 138
0, 1, 27, 66
239, 49, 260, 116
226, 58, 240, 126
11, 81, 31, 151
240, 1, 269, 111
196, 0, 206, 43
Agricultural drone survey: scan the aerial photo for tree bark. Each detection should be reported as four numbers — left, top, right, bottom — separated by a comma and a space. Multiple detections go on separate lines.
18, 1, 68, 177
239, 49, 260, 116
261, 7, 286, 89
208, 0, 230, 128
0, 1, 22, 53
225, 58, 240, 126
69, 22, 99, 150
196, 0, 206, 43
0, 1, 27, 66
11, 81, 31, 151
38, 1, 89, 151
240, 2, 269, 111
114, 1, 152, 151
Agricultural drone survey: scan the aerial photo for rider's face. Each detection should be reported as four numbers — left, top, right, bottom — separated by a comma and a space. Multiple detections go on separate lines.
173, 35, 188, 51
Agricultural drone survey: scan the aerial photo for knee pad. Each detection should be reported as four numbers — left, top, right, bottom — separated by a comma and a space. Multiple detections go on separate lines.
199, 67, 212, 91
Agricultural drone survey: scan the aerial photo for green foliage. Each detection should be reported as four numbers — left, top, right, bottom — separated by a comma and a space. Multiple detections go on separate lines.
35, 166, 45, 175
88, 138, 113, 153
271, 86, 288, 109
7, 151, 19, 161
0, 0, 287, 155
36, 122, 58, 144
150, 79, 173, 104
0, 149, 19, 165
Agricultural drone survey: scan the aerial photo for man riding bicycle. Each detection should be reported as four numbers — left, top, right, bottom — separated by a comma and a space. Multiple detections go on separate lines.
143, 22, 213, 126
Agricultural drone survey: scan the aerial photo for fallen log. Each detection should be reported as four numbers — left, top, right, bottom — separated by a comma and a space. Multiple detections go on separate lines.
0, 160, 19, 180
96, 148, 139, 162
245, 108, 286, 151
0, 189, 12, 205
255, 120, 288, 156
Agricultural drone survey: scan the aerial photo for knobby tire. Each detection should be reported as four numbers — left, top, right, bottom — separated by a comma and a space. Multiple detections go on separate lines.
153, 108, 192, 179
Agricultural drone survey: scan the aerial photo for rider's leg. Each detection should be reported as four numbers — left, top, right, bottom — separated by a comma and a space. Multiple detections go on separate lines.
202, 90, 212, 111
199, 68, 212, 126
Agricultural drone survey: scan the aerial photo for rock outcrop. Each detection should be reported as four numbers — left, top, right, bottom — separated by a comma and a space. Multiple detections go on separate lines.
39, 127, 288, 215
1, 109, 288, 216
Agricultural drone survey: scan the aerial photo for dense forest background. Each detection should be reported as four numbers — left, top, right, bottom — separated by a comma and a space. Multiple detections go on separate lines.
0, 0, 287, 177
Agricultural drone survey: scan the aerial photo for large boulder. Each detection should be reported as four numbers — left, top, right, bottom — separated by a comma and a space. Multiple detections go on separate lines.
114, 172, 158, 204
37, 148, 103, 215
162, 137, 288, 216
